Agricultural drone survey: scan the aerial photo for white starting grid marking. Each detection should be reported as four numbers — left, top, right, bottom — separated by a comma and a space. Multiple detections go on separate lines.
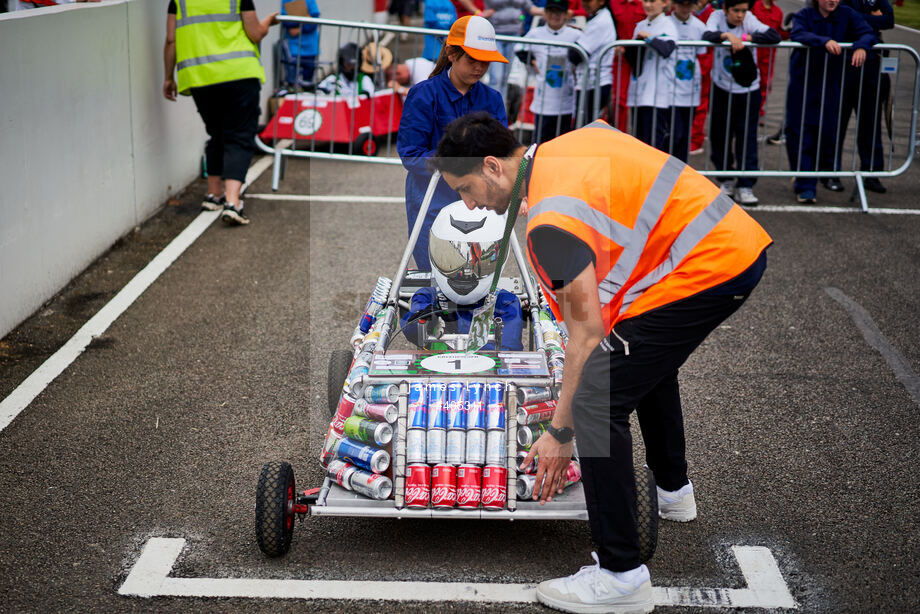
119, 538, 797, 609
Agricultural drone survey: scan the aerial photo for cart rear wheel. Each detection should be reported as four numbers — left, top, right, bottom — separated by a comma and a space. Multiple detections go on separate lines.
635, 466, 659, 563
255, 461, 296, 557
356, 133, 378, 156
328, 349, 353, 417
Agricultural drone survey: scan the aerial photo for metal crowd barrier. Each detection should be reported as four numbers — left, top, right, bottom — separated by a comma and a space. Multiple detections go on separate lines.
585, 39, 920, 211
259, 16, 588, 191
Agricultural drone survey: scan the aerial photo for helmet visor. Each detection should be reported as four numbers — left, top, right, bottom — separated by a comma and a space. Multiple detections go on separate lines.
429, 236, 501, 297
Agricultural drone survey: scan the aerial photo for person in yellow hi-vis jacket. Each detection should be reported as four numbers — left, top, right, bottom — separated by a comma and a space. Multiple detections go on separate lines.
163, 0, 278, 225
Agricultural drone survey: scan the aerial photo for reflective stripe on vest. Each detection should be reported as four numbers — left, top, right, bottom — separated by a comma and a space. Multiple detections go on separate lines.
176, 0, 238, 27
177, 49, 258, 71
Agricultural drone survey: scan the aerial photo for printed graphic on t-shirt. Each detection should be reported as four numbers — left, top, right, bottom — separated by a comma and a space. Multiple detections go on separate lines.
676, 59, 695, 81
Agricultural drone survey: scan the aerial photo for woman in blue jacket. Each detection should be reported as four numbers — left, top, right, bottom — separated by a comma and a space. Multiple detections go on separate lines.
785, 0, 875, 204
280, 0, 320, 87
397, 15, 508, 271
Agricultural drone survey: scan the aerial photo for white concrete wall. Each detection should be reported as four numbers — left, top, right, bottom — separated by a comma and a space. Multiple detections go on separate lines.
0, 0, 287, 338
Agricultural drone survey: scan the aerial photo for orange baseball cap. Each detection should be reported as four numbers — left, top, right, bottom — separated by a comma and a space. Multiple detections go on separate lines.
446, 16, 509, 64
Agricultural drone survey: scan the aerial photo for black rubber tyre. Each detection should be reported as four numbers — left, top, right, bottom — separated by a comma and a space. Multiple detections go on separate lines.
355, 132, 378, 156
327, 349, 353, 417
255, 461, 296, 558
635, 466, 659, 564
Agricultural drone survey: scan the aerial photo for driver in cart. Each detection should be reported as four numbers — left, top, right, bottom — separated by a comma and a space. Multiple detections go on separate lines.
399, 201, 524, 351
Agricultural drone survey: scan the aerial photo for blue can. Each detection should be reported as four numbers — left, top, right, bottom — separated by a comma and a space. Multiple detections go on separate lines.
358, 297, 382, 334
335, 437, 390, 473
486, 382, 505, 431
408, 382, 428, 429
446, 382, 467, 430
467, 382, 486, 430
428, 382, 448, 430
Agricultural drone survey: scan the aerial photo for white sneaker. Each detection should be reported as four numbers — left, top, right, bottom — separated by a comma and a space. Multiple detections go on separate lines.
536, 552, 654, 614
657, 481, 697, 522
736, 187, 759, 205
719, 181, 734, 198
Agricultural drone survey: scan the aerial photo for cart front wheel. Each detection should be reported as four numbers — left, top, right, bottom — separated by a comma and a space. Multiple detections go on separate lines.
255, 460, 296, 557
356, 133, 378, 156
635, 466, 659, 563
328, 349, 354, 417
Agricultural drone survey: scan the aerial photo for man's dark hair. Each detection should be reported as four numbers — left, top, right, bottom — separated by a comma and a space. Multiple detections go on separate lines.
429, 112, 521, 177
724, 0, 750, 9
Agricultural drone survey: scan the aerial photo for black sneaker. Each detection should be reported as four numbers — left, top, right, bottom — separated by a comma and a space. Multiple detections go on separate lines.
821, 178, 845, 192
220, 202, 250, 225
201, 193, 226, 211
864, 177, 887, 193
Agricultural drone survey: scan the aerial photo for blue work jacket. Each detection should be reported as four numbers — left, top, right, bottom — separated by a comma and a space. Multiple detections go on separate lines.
789, 6, 876, 81
397, 70, 507, 270
282, 0, 320, 58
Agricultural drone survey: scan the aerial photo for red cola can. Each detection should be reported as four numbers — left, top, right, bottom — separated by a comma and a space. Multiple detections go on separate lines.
431, 464, 457, 508
331, 391, 357, 435
456, 464, 482, 509
405, 463, 431, 509
481, 465, 507, 510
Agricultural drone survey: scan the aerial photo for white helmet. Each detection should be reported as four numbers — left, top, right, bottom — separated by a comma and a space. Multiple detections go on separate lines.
428, 201, 507, 305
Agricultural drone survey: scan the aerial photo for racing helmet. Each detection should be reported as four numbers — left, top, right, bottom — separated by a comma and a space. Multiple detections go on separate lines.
428, 201, 507, 305
337, 42, 359, 81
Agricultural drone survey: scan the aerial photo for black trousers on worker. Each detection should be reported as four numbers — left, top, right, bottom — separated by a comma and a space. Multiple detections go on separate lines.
190, 78, 261, 183
573, 252, 767, 572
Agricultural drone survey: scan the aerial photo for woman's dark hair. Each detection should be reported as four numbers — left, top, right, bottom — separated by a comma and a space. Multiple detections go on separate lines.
429, 112, 521, 176
429, 44, 467, 78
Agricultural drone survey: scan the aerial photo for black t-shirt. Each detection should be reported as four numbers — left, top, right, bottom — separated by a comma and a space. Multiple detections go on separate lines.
168, 0, 255, 13
528, 226, 596, 292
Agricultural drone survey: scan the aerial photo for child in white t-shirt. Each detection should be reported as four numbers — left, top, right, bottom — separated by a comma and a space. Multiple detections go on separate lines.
702, 0, 780, 205
668, 0, 708, 161
626, 0, 678, 152
515, 0, 581, 143
568, 0, 616, 123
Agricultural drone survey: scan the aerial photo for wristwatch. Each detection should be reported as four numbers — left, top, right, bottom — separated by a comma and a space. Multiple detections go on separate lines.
546, 424, 575, 444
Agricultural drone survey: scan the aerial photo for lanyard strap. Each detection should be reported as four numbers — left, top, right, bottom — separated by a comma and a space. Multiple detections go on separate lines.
488, 149, 534, 295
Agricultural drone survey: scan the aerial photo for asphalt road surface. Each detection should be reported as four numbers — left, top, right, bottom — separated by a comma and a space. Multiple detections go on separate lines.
1, 14, 919, 614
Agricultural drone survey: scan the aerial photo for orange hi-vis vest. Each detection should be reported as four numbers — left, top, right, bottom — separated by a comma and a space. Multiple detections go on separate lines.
526, 120, 772, 334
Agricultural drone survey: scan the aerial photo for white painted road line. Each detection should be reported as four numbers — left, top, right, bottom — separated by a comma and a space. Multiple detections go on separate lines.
825, 287, 920, 408
0, 156, 272, 435
120, 538, 797, 609
245, 193, 404, 203
750, 205, 920, 215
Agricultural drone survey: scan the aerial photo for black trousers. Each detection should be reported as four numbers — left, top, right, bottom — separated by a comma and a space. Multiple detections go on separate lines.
576, 84, 612, 124
573, 252, 766, 572
836, 54, 889, 173
533, 113, 573, 145
634, 106, 670, 154
710, 86, 761, 188
667, 106, 694, 163
191, 78, 261, 183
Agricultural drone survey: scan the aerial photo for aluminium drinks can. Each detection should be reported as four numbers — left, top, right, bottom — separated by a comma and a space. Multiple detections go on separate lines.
405, 463, 431, 509
426, 428, 446, 464
320, 425, 342, 467
445, 429, 466, 465
363, 383, 398, 404
326, 459, 356, 490
350, 469, 392, 500
465, 429, 486, 466
485, 382, 505, 431
485, 429, 507, 466
407, 428, 427, 464
407, 382, 428, 429
427, 382, 448, 429
517, 421, 550, 449
480, 465, 508, 510
467, 382, 486, 430
446, 382, 467, 430
353, 399, 397, 424
517, 472, 538, 500
330, 391, 357, 435
516, 449, 537, 474
335, 437, 390, 474
516, 400, 557, 426
343, 416, 393, 446
516, 386, 553, 406
430, 464, 457, 508
456, 464, 482, 509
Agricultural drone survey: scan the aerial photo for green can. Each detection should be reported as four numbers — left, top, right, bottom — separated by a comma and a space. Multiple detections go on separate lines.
344, 416, 393, 446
